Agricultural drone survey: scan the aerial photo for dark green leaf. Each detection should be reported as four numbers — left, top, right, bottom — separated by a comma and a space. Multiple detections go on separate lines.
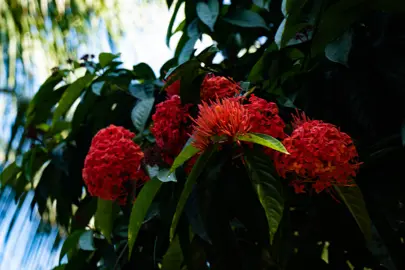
253, 0, 271, 11
129, 83, 155, 100
162, 236, 184, 270
52, 265, 67, 270
311, 0, 367, 56
325, 30, 353, 67
52, 73, 95, 124
131, 98, 155, 132
0, 162, 20, 186
334, 185, 372, 240
95, 199, 118, 243
99, 53, 120, 68
158, 168, 178, 182
78, 230, 96, 251
237, 133, 289, 154
223, 9, 269, 30
244, 149, 284, 243
128, 178, 163, 257
166, 0, 185, 46
170, 143, 200, 173
91, 81, 105, 96
196, 0, 219, 31
59, 230, 86, 261
178, 37, 198, 65
26, 74, 66, 127
196, 45, 219, 63
133, 63, 156, 80
71, 198, 97, 231
170, 145, 216, 241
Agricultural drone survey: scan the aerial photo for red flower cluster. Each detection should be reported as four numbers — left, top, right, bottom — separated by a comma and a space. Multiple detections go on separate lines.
165, 79, 181, 98
191, 98, 251, 151
274, 113, 360, 194
151, 95, 193, 164
82, 125, 148, 205
245, 94, 285, 139
200, 74, 240, 101
164, 74, 240, 101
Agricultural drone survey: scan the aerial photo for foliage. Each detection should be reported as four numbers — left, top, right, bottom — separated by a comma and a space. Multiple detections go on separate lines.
2, 0, 405, 269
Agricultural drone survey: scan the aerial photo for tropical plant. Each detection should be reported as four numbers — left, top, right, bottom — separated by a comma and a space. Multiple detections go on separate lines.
1, 0, 405, 269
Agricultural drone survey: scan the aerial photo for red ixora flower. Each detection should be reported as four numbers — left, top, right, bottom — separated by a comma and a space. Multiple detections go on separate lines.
151, 95, 193, 165
165, 79, 181, 98
200, 74, 240, 101
191, 97, 251, 151
165, 74, 240, 101
245, 94, 286, 139
274, 112, 360, 194
82, 125, 148, 205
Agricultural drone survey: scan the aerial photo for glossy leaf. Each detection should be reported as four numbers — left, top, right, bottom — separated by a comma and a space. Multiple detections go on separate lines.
0, 162, 20, 186
244, 149, 284, 243
237, 133, 289, 154
99, 53, 120, 68
91, 81, 105, 96
133, 62, 156, 80
131, 98, 155, 132
59, 230, 86, 261
166, 0, 185, 46
170, 145, 216, 241
52, 73, 95, 124
78, 230, 96, 251
325, 30, 353, 67
223, 9, 269, 30
334, 185, 372, 241
161, 236, 183, 270
128, 178, 162, 257
169, 143, 200, 173
95, 199, 118, 243
196, 0, 219, 31
253, 0, 271, 11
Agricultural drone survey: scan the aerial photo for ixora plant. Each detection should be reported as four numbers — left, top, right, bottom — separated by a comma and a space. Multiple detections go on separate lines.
2, 0, 405, 269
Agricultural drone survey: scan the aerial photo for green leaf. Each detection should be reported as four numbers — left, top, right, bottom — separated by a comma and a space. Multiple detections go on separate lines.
161, 236, 184, 270
170, 145, 216, 241
223, 9, 269, 30
91, 81, 105, 96
95, 199, 118, 243
128, 178, 163, 257
170, 143, 200, 173
178, 36, 198, 65
166, 0, 185, 47
25, 74, 67, 127
99, 53, 120, 68
244, 149, 284, 243
0, 162, 20, 186
78, 230, 96, 251
238, 133, 289, 154
334, 185, 372, 241
196, 0, 219, 31
158, 168, 178, 182
325, 29, 353, 67
133, 63, 156, 80
253, 0, 271, 11
131, 98, 155, 132
129, 83, 155, 100
52, 73, 95, 124
311, 0, 367, 56
59, 230, 86, 261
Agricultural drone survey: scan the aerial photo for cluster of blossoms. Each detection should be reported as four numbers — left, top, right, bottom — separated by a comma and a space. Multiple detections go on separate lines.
274, 113, 360, 194
82, 73, 361, 204
82, 125, 149, 205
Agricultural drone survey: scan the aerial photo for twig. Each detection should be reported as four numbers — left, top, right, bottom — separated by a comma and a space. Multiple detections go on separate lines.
113, 242, 129, 270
